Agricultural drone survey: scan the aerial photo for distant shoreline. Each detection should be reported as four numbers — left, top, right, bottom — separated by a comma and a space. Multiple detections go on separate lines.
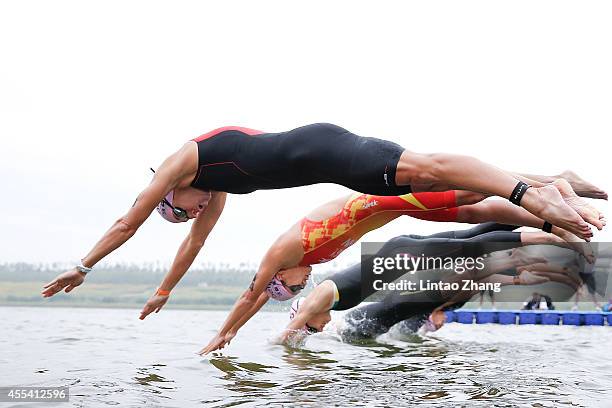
0, 281, 300, 311
0, 302, 235, 311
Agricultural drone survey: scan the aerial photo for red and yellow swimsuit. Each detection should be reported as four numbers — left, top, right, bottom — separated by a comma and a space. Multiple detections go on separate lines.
299, 191, 459, 266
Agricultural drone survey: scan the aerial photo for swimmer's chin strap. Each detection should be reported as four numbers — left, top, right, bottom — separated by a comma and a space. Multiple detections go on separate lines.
509, 181, 531, 206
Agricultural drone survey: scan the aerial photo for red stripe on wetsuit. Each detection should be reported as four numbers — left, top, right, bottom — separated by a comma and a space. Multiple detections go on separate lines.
192, 126, 265, 142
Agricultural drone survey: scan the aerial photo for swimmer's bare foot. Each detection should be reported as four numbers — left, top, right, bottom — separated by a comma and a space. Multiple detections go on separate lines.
559, 170, 608, 200
554, 179, 606, 230
521, 185, 592, 240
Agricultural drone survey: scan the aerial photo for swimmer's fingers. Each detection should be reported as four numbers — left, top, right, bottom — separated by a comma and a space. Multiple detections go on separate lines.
139, 303, 155, 320
153, 301, 167, 314
198, 334, 226, 355
41, 279, 63, 297
42, 269, 85, 298
139, 295, 168, 320
42, 278, 60, 290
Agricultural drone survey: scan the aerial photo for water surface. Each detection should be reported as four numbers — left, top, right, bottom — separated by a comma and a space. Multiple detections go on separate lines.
1, 307, 610, 407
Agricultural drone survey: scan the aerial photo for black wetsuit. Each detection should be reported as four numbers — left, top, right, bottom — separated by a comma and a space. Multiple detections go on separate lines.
334, 224, 525, 340
343, 292, 469, 340
190, 123, 411, 195
326, 223, 521, 311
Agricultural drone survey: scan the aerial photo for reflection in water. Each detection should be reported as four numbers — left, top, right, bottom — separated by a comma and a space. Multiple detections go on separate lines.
281, 348, 338, 369
134, 365, 175, 392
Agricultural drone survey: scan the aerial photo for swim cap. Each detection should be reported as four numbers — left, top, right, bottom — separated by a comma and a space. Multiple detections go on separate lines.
289, 297, 304, 320
289, 297, 320, 334
421, 315, 438, 334
266, 275, 298, 301
156, 190, 183, 223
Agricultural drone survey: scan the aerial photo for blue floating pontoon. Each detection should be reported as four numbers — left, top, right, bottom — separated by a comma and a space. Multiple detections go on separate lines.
540, 313, 560, 325
444, 311, 455, 323
476, 311, 497, 324
518, 312, 539, 325
497, 311, 517, 325
562, 312, 582, 326
455, 310, 475, 324
447, 310, 611, 326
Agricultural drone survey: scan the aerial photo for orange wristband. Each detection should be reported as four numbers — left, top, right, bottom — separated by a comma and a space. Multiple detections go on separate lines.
513, 275, 520, 285
156, 288, 171, 296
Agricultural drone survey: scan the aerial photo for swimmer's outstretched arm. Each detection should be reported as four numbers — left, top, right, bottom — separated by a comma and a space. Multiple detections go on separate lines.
139, 194, 227, 320
198, 239, 303, 355
226, 292, 270, 336
41, 144, 221, 298
218, 263, 315, 342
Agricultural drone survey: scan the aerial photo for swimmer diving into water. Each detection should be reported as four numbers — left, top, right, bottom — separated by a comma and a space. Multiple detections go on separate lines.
285, 269, 547, 344
287, 233, 600, 343
277, 225, 568, 344
41, 123, 605, 301
194, 187, 596, 354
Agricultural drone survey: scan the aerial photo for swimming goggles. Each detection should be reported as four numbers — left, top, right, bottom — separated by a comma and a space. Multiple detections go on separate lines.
150, 168, 189, 221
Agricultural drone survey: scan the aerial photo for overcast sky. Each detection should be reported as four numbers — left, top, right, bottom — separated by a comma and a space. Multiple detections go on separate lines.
1, 1, 610, 272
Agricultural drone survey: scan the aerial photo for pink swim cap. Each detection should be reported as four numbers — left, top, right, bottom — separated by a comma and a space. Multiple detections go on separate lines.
155, 190, 183, 223
421, 315, 438, 333
266, 275, 297, 301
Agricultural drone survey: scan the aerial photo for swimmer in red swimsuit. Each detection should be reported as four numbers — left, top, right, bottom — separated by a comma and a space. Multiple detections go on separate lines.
183, 190, 589, 354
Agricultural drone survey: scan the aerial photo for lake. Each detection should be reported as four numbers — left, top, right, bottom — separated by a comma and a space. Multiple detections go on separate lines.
1, 306, 610, 407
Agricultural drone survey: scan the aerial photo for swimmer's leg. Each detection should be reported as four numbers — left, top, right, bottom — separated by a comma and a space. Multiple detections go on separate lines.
342, 296, 440, 340
516, 170, 608, 200
379, 229, 523, 266
456, 200, 595, 260
395, 150, 596, 238
453, 191, 489, 206
413, 222, 518, 240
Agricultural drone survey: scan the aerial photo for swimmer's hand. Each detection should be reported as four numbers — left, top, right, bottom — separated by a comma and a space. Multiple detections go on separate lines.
275, 329, 307, 348
139, 294, 169, 320
41, 268, 86, 298
198, 331, 236, 355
